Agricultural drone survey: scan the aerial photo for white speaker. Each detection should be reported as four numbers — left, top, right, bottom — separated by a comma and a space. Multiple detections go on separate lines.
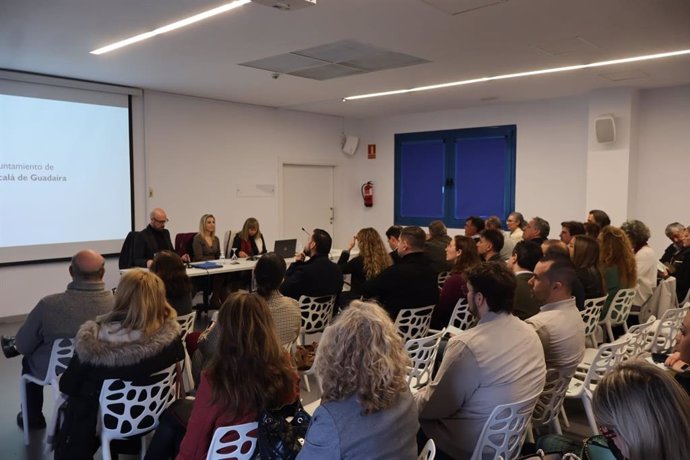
342, 135, 360, 156
595, 115, 616, 144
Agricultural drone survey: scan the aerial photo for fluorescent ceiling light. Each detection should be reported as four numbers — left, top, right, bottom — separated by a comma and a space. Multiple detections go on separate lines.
90, 0, 251, 55
343, 48, 690, 101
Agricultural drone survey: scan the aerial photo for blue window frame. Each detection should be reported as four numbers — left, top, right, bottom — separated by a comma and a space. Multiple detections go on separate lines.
394, 125, 516, 228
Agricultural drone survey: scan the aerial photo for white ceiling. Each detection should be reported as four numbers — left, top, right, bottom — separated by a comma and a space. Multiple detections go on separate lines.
2, 0, 690, 118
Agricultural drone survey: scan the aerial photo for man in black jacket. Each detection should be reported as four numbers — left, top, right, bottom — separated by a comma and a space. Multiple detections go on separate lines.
132, 207, 189, 268
361, 226, 439, 320
280, 228, 343, 300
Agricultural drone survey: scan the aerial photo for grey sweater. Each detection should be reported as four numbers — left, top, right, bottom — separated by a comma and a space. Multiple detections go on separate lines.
15, 279, 114, 379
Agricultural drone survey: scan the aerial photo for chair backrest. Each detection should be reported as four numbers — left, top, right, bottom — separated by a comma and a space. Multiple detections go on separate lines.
447, 298, 477, 332
620, 315, 658, 359
395, 305, 435, 343
531, 369, 571, 427
581, 296, 606, 337
176, 312, 197, 341
583, 340, 628, 389
404, 329, 445, 389
418, 438, 437, 460
470, 393, 540, 460
223, 230, 237, 257
99, 363, 177, 442
175, 232, 197, 258
299, 295, 337, 335
650, 304, 690, 353
437, 271, 450, 290
118, 230, 139, 269
206, 421, 258, 460
603, 288, 636, 326
46, 337, 75, 383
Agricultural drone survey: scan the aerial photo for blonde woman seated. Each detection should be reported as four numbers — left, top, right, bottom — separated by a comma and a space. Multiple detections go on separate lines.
56, 270, 185, 460
192, 214, 227, 308
297, 300, 419, 460
592, 361, 690, 460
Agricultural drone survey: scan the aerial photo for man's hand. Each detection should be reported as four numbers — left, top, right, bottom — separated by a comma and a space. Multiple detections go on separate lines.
295, 252, 306, 262
181, 254, 190, 263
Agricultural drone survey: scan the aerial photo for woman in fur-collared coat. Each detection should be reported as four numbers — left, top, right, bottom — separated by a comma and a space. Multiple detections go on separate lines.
54, 269, 185, 460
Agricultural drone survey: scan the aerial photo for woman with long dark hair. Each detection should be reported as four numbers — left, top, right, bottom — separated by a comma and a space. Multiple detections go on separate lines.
150, 250, 193, 316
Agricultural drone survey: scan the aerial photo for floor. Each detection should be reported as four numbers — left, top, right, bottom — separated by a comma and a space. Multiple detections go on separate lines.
0, 316, 594, 459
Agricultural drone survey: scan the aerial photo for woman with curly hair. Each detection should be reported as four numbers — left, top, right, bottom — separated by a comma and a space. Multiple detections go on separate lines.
337, 227, 392, 301
298, 300, 419, 459
621, 219, 658, 307
592, 361, 690, 460
150, 250, 193, 316
432, 235, 481, 329
598, 225, 637, 319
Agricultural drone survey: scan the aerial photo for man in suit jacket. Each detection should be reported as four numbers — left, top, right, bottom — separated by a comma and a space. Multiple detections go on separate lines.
132, 208, 189, 268
361, 226, 439, 320
280, 228, 343, 300
508, 240, 542, 320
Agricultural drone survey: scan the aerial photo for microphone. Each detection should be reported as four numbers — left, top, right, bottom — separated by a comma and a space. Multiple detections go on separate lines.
301, 227, 311, 237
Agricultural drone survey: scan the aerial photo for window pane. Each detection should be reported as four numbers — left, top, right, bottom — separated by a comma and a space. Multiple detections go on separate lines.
454, 137, 507, 219
399, 140, 445, 218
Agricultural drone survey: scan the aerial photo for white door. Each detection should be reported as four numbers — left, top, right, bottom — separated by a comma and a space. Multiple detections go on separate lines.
282, 164, 335, 248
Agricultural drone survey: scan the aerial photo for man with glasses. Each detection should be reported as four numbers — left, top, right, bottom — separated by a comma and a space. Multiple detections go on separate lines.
133, 208, 188, 267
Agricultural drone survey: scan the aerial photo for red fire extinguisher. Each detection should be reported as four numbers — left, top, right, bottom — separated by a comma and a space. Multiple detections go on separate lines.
362, 181, 374, 207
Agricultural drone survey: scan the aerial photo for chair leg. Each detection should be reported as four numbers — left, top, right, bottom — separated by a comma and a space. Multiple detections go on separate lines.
302, 374, 311, 393
19, 378, 29, 446
526, 423, 535, 444
552, 416, 562, 435
560, 406, 570, 428
606, 322, 615, 343
101, 437, 112, 460
582, 395, 598, 435
140, 435, 147, 460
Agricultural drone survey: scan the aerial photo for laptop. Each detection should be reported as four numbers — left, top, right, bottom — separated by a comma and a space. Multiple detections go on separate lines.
274, 239, 297, 259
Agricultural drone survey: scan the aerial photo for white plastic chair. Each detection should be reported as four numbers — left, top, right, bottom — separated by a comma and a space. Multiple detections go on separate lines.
206, 421, 258, 460
447, 298, 477, 332
650, 304, 690, 353
19, 337, 74, 445
563, 340, 627, 434
599, 288, 636, 343
469, 393, 540, 460
581, 296, 606, 347
404, 329, 445, 389
298, 294, 336, 345
98, 363, 177, 460
528, 369, 570, 441
395, 305, 435, 343
437, 271, 450, 290
418, 437, 436, 460
176, 311, 197, 392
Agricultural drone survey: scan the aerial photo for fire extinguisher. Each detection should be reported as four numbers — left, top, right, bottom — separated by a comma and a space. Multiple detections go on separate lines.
362, 181, 374, 207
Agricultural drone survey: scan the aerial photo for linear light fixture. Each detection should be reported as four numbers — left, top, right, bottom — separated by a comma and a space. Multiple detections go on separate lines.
90, 0, 251, 55
343, 48, 690, 101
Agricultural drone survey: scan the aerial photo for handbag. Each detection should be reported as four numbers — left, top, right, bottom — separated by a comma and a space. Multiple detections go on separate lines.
253, 399, 312, 460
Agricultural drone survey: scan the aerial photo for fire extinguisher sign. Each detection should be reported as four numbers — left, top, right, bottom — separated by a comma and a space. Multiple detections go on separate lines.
367, 144, 376, 159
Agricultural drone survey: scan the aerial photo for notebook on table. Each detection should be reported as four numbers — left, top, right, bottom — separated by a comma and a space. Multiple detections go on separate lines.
274, 239, 297, 259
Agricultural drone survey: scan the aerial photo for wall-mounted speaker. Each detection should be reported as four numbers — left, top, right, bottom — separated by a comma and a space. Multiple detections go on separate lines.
595, 115, 616, 144
342, 135, 360, 156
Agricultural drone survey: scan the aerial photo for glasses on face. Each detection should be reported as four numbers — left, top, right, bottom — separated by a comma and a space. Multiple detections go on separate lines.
153, 218, 169, 224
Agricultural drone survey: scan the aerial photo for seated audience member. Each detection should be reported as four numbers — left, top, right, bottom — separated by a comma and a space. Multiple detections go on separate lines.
477, 228, 504, 263
541, 239, 568, 258
464, 216, 485, 240
57, 270, 184, 460
592, 361, 690, 460
588, 209, 611, 229
526, 255, 585, 378
191, 214, 220, 261
598, 226, 637, 320
508, 241, 543, 320
146, 292, 298, 460
361, 226, 439, 320
150, 251, 194, 316
416, 262, 546, 460
523, 216, 550, 246
568, 235, 605, 307
385, 225, 403, 264
424, 220, 453, 273
337, 227, 392, 301
133, 207, 189, 268
1, 250, 114, 431
621, 219, 658, 307
506, 211, 526, 242
560, 221, 585, 245
669, 310, 690, 393
671, 226, 690, 302
280, 228, 343, 301
192, 253, 301, 382
231, 217, 267, 258
433, 236, 481, 329
298, 301, 419, 459
485, 216, 514, 260
584, 221, 601, 239
660, 222, 685, 267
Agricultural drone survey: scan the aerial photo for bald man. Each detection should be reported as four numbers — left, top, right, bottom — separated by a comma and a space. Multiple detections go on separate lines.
2, 250, 114, 430
133, 207, 189, 267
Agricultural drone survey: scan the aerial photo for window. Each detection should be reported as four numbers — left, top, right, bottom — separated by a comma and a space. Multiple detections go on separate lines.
394, 125, 516, 228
